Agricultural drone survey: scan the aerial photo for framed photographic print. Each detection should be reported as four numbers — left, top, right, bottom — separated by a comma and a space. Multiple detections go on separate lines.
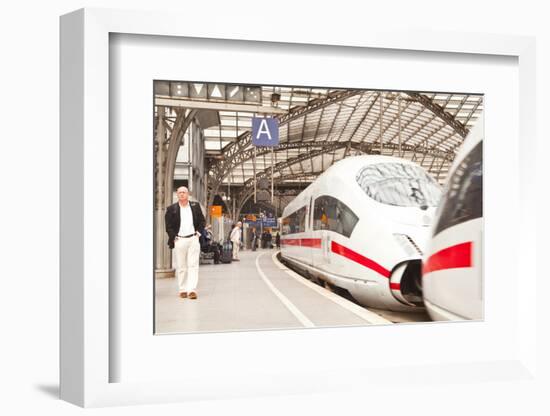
152, 79, 483, 336
60, 7, 537, 408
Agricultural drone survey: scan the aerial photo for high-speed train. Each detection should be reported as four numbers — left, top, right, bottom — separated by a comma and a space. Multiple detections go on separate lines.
422, 118, 483, 321
280, 155, 442, 312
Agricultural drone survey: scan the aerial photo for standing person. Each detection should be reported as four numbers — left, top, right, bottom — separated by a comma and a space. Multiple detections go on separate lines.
165, 186, 206, 300
275, 231, 281, 249
260, 231, 265, 249
230, 221, 242, 261
251, 228, 257, 251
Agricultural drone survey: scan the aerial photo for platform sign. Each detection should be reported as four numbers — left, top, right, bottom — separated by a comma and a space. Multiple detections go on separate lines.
244, 220, 260, 227
252, 117, 279, 147
262, 217, 277, 227
210, 205, 222, 218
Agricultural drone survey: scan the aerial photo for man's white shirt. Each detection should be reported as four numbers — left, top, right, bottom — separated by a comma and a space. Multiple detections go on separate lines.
178, 203, 195, 236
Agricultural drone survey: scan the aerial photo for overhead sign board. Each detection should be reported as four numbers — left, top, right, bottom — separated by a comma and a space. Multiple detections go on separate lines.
252, 117, 279, 147
262, 218, 278, 227
243, 218, 278, 228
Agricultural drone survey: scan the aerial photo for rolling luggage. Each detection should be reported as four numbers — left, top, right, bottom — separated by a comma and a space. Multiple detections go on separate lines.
220, 240, 233, 264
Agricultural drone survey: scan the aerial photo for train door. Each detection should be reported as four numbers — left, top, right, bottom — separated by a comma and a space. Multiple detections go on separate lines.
311, 196, 324, 270
312, 229, 330, 273
322, 231, 331, 265
312, 195, 332, 271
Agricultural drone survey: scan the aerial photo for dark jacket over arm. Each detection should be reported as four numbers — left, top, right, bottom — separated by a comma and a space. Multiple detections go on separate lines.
165, 201, 206, 249
191, 201, 206, 236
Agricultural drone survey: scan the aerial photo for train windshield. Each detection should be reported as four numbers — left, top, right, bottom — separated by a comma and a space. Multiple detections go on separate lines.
432, 141, 482, 236
356, 163, 441, 207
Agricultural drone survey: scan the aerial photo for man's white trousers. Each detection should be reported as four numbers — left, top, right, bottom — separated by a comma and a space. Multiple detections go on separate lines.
232, 240, 240, 260
174, 236, 200, 293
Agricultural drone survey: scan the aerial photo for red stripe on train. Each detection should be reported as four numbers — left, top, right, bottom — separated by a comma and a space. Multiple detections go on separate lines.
331, 241, 391, 278
422, 242, 473, 275
301, 238, 322, 248
280, 238, 301, 246
280, 238, 391, 278
390, 282, 401, 290
280, 238, 321, 248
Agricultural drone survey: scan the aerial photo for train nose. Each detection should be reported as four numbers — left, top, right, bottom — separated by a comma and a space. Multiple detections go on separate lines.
390, 260, 423, 307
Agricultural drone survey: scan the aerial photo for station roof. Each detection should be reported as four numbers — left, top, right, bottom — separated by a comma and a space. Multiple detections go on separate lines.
157, 83, 483, 188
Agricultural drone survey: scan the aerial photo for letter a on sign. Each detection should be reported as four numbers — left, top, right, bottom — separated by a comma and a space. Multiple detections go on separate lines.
252, 117, 279, 147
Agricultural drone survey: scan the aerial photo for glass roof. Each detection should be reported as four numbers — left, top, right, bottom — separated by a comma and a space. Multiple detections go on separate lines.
156, 83, 483, 188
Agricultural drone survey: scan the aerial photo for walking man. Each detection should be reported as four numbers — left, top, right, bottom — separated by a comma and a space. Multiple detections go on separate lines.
230, 221, 242, 261
165, 186, 206, 299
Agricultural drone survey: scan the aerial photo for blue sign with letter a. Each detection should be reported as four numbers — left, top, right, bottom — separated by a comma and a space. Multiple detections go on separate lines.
252, 117, 279, 147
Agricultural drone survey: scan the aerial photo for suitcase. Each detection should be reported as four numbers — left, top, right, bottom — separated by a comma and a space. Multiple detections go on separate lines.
220, 240, 233, 264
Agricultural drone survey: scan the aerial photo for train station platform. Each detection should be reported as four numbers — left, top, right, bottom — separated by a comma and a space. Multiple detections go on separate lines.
155, 249, 393, 334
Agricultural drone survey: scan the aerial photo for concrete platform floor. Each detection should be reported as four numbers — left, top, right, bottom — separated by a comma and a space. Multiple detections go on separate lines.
155, 249, 393, 334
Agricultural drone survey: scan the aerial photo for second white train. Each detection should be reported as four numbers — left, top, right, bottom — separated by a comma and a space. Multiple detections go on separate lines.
422, 118, 484, 321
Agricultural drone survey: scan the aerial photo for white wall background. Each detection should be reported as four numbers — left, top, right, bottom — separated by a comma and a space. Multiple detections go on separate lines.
1, 0, 548, 414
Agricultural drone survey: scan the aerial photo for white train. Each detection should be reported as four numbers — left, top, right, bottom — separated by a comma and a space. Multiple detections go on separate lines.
422, 118, 483, 321
280, 155, 442, 311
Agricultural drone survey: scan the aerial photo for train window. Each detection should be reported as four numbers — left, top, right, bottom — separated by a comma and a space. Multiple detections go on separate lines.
432, 141, 483, 236
356, 162, 441, 207
313, 195, 358, 238
281, 206, 307, 235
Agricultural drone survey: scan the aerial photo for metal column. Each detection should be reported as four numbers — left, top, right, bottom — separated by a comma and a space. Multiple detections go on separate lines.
379, 93, 383, 154
398, 95, 402, 157
154, 106, 173, 277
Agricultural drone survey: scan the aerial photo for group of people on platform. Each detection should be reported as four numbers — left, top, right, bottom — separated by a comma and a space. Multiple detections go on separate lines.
249, 228, 280, 251
164, 186, 280, 300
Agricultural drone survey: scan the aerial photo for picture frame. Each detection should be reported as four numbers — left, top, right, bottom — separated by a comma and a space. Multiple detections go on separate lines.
60, 8, 538, 407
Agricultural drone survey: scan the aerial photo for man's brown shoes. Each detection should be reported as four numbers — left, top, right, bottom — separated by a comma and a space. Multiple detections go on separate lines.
179, 291, 197, 299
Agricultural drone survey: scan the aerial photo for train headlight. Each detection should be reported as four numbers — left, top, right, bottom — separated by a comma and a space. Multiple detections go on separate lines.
393, 233, 423, 256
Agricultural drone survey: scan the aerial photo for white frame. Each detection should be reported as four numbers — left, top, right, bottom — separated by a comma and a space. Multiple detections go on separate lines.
60, 8, 537, 407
